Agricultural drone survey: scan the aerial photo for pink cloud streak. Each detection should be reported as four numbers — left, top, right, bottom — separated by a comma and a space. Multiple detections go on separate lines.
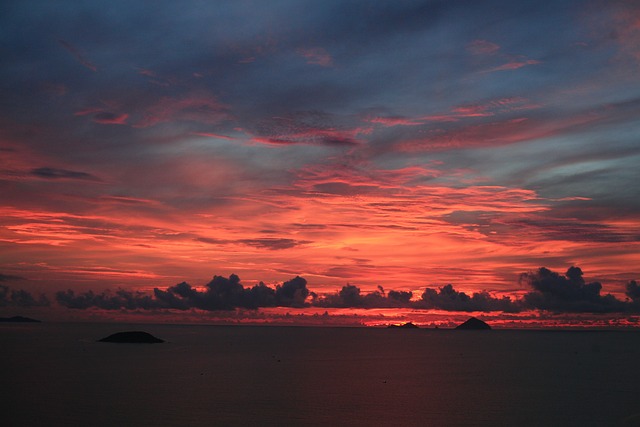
58, 39, 97, 72
297, 47, 333, 67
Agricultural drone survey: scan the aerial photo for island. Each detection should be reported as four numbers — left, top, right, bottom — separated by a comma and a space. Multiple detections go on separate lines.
0, 316, 41, 323
98, 331, 165, 343
455, 317, 491, 330
388, 322, 419, 329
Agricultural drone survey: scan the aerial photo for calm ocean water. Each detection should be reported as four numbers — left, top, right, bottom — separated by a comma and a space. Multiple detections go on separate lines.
2, 323, 640, 427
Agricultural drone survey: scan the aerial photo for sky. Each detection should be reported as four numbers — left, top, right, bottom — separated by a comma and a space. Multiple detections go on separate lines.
1, 0, 639, 325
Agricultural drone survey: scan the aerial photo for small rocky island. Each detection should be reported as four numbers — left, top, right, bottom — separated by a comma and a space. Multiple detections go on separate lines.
388, 322, 419, 329
455, 317, 491, 330
98, 331, 165, 343
0, 316, 41, 323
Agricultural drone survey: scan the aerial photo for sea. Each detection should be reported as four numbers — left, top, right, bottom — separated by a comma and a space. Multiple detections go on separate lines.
2, 323, 640, 427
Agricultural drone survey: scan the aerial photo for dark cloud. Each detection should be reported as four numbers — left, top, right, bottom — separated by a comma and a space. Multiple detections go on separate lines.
92, 111, 129, 125
420, 284, 520, 312
197, 237, 310, 250
44, 268, 640, 315
316, 284, 413, 309
315, 284, 370, 308
520, 267, 627, 313
240, 238, 309, 250
275, 276, 309, 308
56, 288, 159, 310
388, 290, 413, 304
626, 280, 640, 302
317, 283, 521, 312
30, 167, 100, 181
316, 267, 638, 314
0, 285, 49, 307
154, 276, 246, 311
55, 275, 307, 311
0, 273, 25, 282
154, 275, 308, 311
508, 218, 640, 243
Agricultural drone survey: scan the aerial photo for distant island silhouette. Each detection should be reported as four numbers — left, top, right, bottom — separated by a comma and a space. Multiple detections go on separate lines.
98, 331, 164, 343
388, 322, 419, 329
455, 317, 491, 330
0, 316, 41, 323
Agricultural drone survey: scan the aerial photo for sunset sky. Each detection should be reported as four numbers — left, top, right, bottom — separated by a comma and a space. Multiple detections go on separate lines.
1, 1, 639, 325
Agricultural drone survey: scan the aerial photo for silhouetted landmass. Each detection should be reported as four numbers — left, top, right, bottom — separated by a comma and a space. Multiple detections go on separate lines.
455, 317, 491, 330
388, 322, 419, 329
98, 331, 164, 343
0, 316, 41, 323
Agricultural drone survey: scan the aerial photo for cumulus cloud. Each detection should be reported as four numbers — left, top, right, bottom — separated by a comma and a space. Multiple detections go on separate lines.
56, 288, 159, 310
388, 290, 413, 304
55, 275, 308, 311
153, 276, 244, 311
420, 284, 520, 312
0, 285, 50, 307
626, 280, 640, 302
317, 267, 637, 314
275, 276, 309, 308
316, 284, 414, 309
54, 274, 311, 311
48, 268, 640, 315
520, 267, 626, 313
153, 275, 309, 310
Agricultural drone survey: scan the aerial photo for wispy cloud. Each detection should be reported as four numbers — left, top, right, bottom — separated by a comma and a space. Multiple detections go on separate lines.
30, 167, 101, 181
484, 58, 541, 73
58, 39, 97, 72
467, 39, 501, 56
297, 47, 333, 67
134, 95, 229, 128
247, 114, 369, 146
367, 97, 538, 128
74, 108, 128, 125
466, 38, 541, 73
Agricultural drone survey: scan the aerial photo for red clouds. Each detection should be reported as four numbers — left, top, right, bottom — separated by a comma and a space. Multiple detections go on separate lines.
467, 39, 500, 56
367, 97, 538, 129
247, 114, 370, 146
135, 95, 229, 128
74, 94, 228, 128
484, 58, 541, 73
2, 1, 639, 327
394, 107, 604, 152
466, 38, 541, 73
297, 47, 333, 67
588, 2, 640, 67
